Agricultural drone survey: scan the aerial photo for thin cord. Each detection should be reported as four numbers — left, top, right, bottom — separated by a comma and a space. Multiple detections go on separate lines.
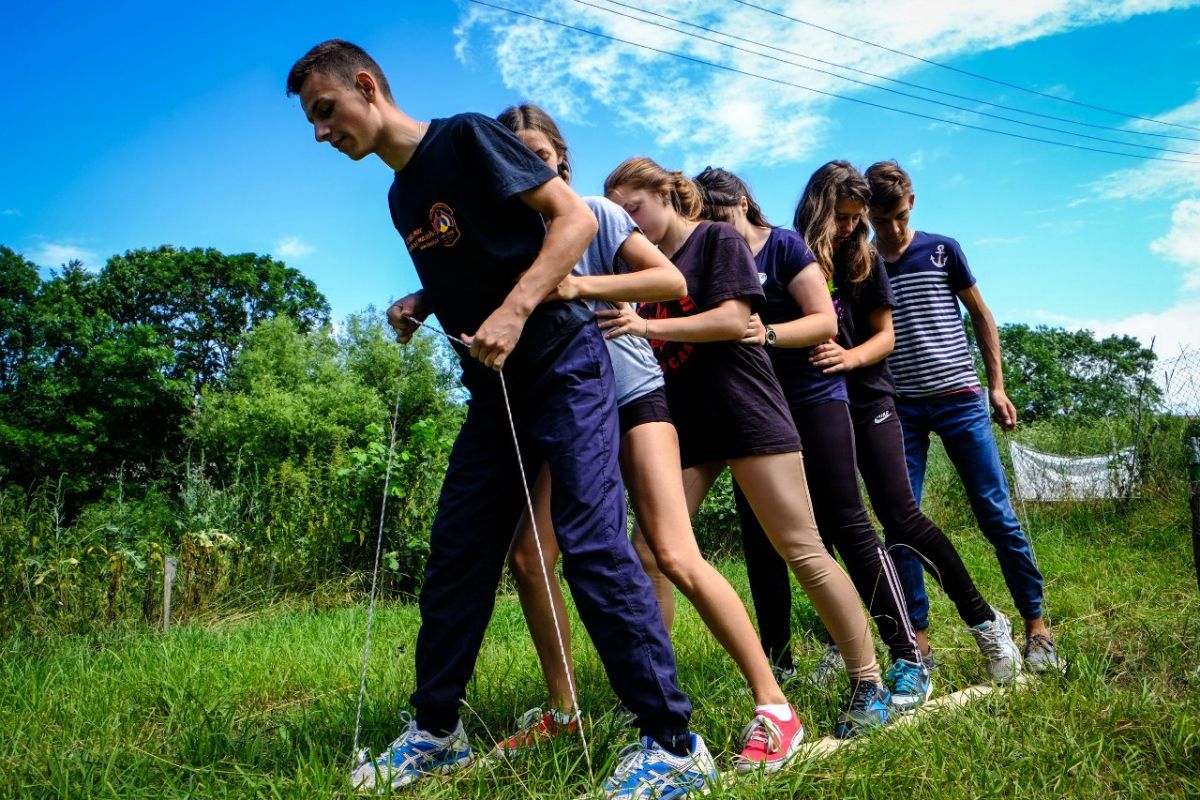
578, 0, 1200, 146
466, 0, 1200, 164
411, 318, 596, 782
351, 364, 407, 763
730, 0, 1200, 134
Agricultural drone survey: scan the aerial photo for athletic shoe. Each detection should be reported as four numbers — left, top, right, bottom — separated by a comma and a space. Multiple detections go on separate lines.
833, 681, 892, 739
804, 644, 845, 688
603, 733, 717, 799
349, 713, 473, 792
885, 659, 932, 711
772, 663, 799, 685
921, 648, 938, 672
734, 707, 805, 773
490, 707, 576, 757
969, 609, 1022, 684
1024, 633, 1065, 674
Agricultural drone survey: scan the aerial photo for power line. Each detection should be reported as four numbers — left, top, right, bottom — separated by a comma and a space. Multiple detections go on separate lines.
730, 0, 1200, 134
465, 0, 1200, 164
565, 0, 1200, 157
587, 0, 1200, 145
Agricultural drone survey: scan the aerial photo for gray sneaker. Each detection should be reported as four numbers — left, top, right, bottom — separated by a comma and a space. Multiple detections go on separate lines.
969, 609, 1022, 684
1023, 633, 1064, 674
804, 644, 845, 688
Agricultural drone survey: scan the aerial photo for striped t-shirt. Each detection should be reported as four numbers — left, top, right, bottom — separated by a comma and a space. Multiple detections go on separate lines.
883, 231, 979, 398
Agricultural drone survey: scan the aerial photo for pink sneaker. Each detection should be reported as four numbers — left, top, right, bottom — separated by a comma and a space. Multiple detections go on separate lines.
735, 706, 804, 773
490, 708, 576, 757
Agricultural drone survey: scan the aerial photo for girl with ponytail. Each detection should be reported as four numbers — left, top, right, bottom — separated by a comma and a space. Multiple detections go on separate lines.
496, 105, 803, 778
604, 156, 893, 740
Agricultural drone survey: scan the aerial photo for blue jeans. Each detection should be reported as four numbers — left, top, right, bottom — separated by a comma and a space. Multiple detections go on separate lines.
894, 391, 1044, 629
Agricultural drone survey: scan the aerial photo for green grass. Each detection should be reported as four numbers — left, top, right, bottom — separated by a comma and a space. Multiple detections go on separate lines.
1, 501, 1198, 799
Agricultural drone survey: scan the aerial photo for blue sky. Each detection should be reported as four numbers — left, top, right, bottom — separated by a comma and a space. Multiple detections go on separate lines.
4, 1, 1200, 356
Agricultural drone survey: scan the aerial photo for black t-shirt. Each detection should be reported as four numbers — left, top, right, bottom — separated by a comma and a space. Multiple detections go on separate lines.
755, 228, 849, 408
832, 249, 897, 406
639, 222, 797, 452
387, 113, 591, 390
638, 221, 764, 374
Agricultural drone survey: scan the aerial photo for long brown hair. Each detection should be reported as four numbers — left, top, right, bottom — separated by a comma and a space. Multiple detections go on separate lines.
497, 102, 572, 183
693, 166, 771, 228
793, 160, 874, 286
603, 157, 702, 221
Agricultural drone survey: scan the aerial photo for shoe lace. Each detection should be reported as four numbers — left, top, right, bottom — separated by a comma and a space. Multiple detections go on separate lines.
846, 681, 879, 713
739, 714, 782, 755
889, 662, 924, 695
975, 624, 1013, 661
608, 740, 653, 783
516, 707, 546, 730
377, 713, 442, 771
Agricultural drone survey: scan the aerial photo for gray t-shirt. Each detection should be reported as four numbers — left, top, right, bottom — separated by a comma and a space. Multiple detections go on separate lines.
579, 196, 664, 407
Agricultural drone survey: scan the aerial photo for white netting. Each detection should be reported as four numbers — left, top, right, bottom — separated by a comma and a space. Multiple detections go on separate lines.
1010, 441, 1137, 502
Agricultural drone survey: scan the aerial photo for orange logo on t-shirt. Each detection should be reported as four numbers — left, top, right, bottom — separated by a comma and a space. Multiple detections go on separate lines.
404, 202, 462, 253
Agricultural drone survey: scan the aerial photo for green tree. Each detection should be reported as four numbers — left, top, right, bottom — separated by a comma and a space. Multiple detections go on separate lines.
972, 323, 1160, 419
0, 262, 190, 496
100, 247, 330, 393
0, 246, 40, 389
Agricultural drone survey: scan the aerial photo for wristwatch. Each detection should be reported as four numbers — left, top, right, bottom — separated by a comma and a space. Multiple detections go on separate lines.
764, 325, 777, 347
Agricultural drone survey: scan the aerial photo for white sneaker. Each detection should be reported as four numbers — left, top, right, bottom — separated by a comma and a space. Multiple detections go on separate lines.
349, 713, 472, 792
969, 609, 1023, 684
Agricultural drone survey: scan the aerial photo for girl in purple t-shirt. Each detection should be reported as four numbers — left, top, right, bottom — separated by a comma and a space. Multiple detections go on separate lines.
496, 104, 804, 773
604, 156, 893, 740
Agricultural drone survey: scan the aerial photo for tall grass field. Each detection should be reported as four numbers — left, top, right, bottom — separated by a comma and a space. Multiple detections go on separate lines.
1, 440, 1198, 799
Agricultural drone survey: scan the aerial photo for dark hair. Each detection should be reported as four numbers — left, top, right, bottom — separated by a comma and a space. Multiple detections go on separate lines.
604, 157, 703, 221
865, 160, 913, 211
286, 39, 393, 101
497, 103, 571, 183
793, 160, 874, 286
693, 167, 771, 228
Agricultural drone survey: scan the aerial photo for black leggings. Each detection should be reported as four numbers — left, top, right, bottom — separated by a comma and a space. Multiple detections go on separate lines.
851, 397, 993, 629
737, 399, 918, 665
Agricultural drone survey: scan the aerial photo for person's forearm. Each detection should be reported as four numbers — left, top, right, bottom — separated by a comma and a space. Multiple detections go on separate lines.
846, 327, 895, 369
571, 265, 685, 304
970, 309, 1006, 392
504, 207, 598, 317
770, 312, 837, 349
646, 303, 748, 343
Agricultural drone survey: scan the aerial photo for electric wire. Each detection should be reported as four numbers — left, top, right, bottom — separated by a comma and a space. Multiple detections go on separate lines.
466, 0, 1200, 164
730, 0, 1200, 134
564, 0, 1199, 157
582, 0, 1200, 144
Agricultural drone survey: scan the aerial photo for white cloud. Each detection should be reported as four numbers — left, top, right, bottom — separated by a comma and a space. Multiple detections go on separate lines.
1149, 198, 1200, 290
1030, 299, 1200, 360
29, 242, 100, 270
455, 0, 1200, 168
274, 236, 314, 259
2, 209, 19, 216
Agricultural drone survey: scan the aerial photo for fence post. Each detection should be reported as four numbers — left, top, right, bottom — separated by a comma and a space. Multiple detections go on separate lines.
1189, 438, 1200, 594
162, 556, 178, 631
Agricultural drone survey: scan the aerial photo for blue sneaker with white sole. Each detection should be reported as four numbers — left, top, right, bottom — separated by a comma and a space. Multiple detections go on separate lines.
833, 681, 893, 739
603, 733, 717, 799
349, 713, 473, 792
885, 658, 933, 710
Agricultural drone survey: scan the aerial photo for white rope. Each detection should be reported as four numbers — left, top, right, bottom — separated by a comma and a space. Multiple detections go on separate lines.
350, 317, 593, 780
351, 361, 406, 763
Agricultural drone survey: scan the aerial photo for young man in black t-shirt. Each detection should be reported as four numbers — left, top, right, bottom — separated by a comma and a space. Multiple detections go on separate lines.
287, 40, 712, 797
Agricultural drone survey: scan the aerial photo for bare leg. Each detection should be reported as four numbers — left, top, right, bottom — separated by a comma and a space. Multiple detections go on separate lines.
624, 425, 784, 705
508, 464, 574, 711
730, 451, 881, 686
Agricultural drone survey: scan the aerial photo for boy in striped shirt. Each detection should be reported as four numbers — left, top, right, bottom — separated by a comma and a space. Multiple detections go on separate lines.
865, 160, 1059, 674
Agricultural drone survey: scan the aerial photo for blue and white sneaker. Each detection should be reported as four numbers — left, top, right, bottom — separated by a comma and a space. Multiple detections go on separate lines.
833, 681, 892, 739
603, 733, 717, 799
885, 658, 933, 711
349, 713, 473, 792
